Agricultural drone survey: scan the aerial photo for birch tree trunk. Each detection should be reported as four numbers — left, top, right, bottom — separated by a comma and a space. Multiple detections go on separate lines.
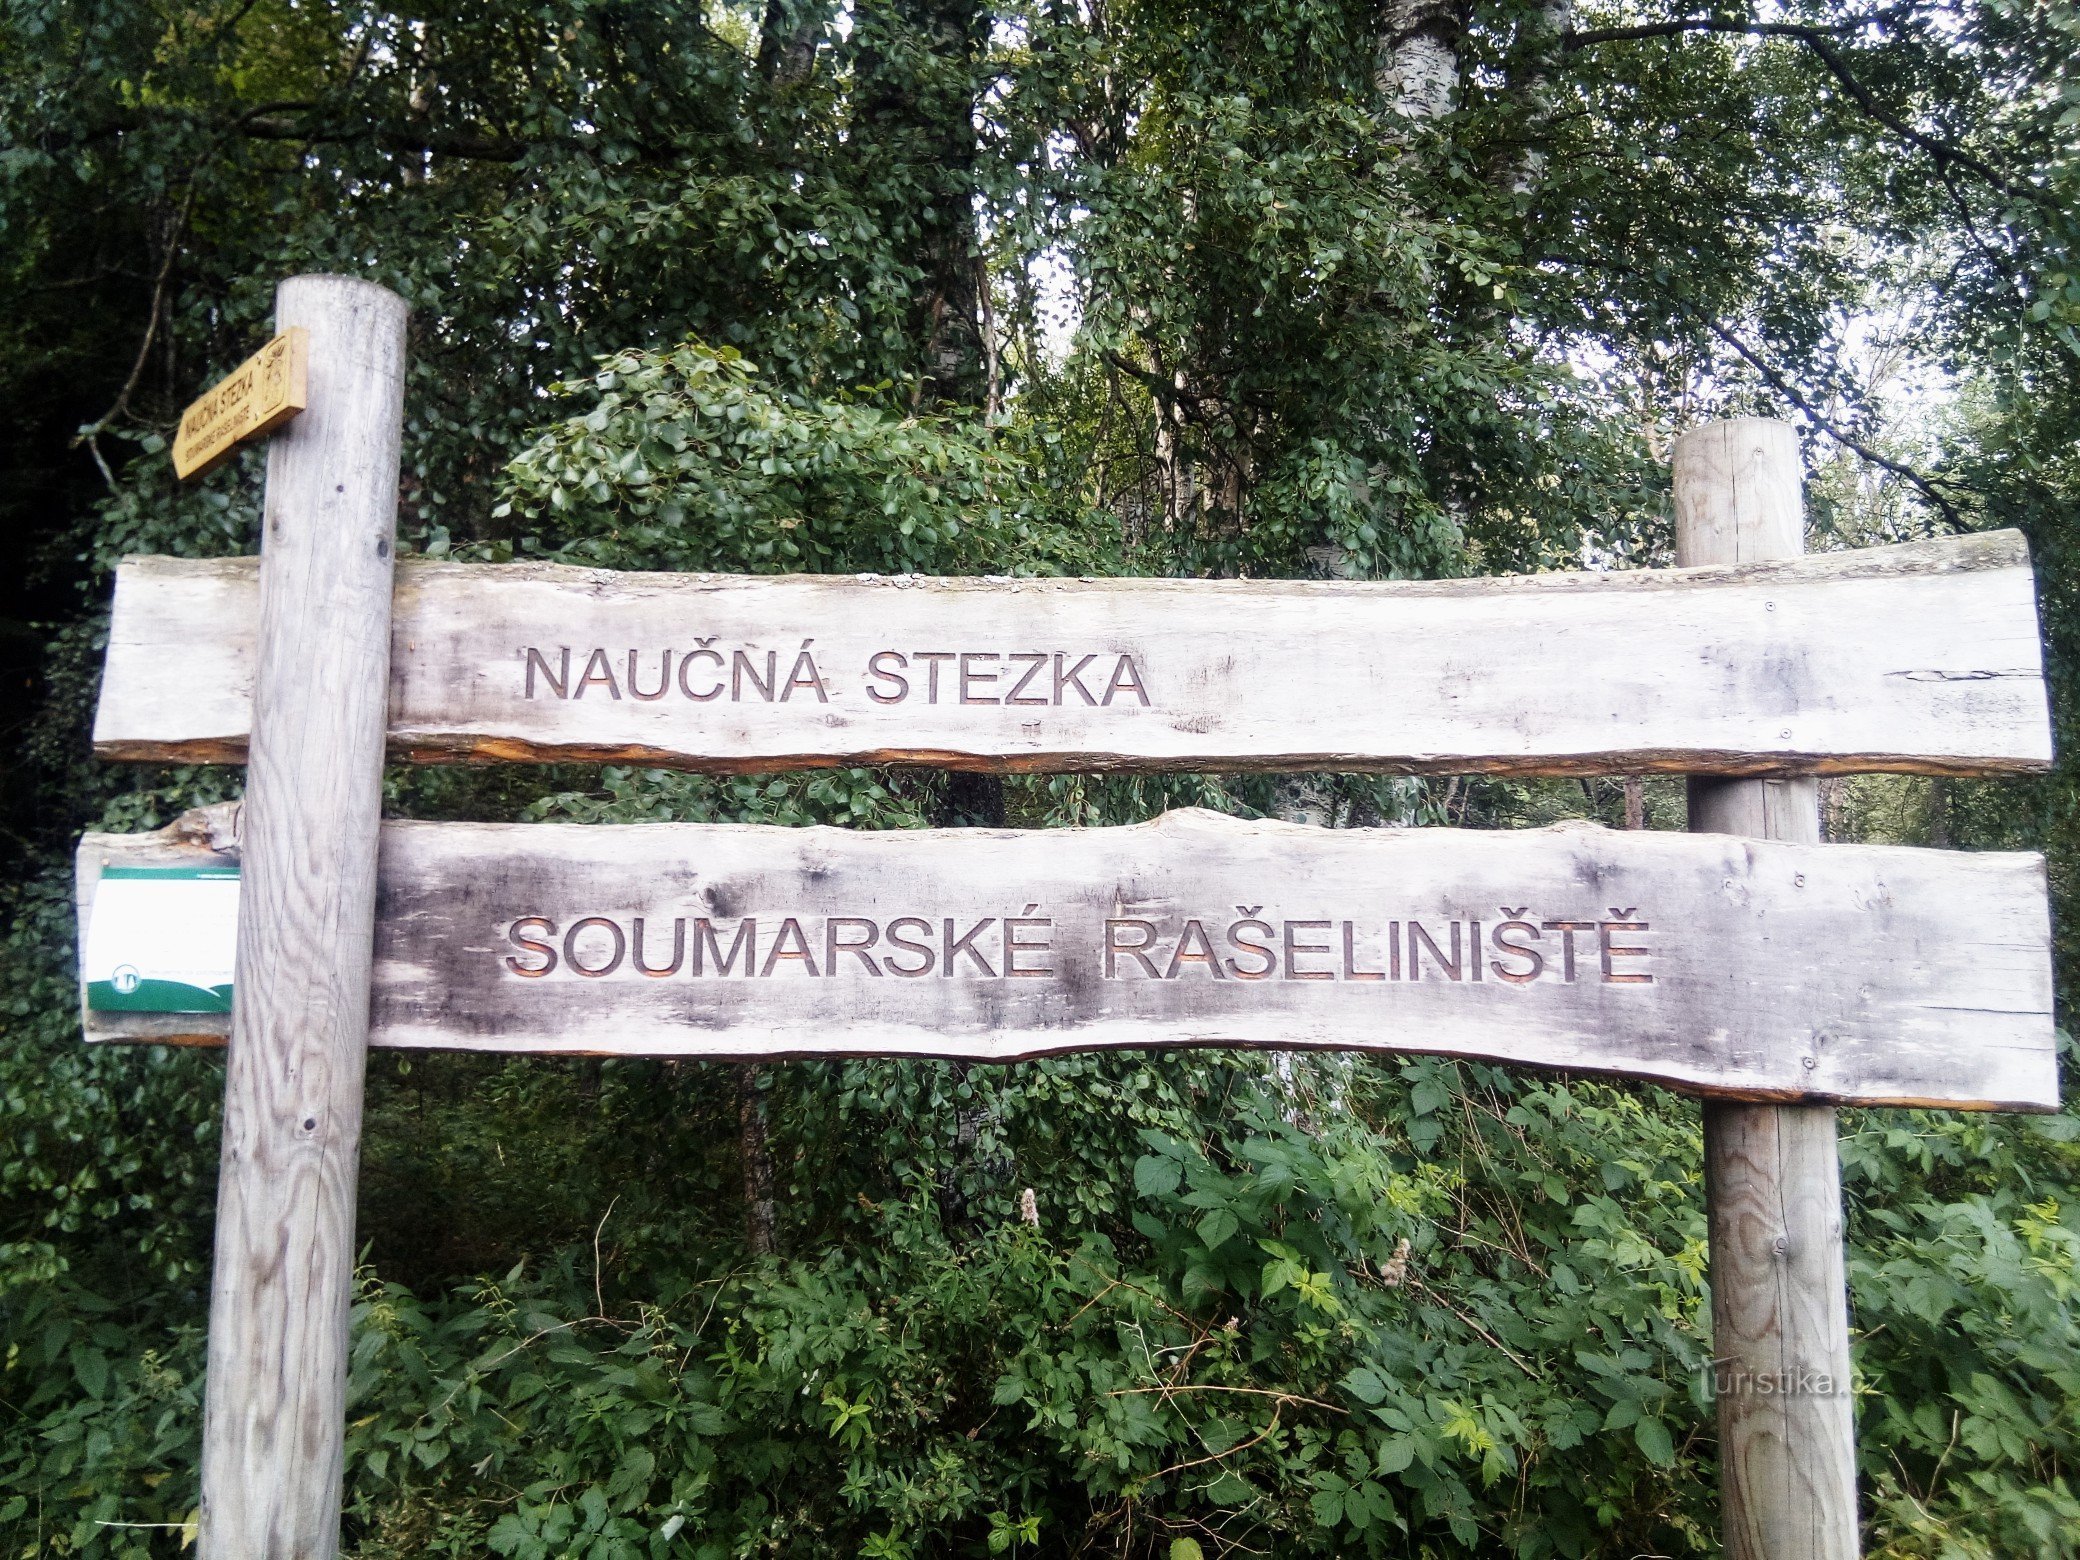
1504, 0, 1575, 193
758, 0, 825, 86
1378, 0, 1460, 121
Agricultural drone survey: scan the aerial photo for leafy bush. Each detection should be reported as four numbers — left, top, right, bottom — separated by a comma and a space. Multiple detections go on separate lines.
491, 340, 1102, 578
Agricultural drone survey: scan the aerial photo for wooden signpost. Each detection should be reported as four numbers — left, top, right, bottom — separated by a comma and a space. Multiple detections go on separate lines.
170, 327, 309, 479
179, 277, 404, 1558
80, 804, 2055, 1110
79, 277, 2060, 1560
96, 532, 2048, 775
1679, 420, 1859, 1559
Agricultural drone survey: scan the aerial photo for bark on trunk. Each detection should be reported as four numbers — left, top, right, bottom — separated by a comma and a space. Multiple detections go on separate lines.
1925, 777, 1953, 848
736, 1063, 777, 1257
1502, 0, 1575, 194
854, 0, 989, 409
853, 2, 1004, 1229
1378, 0, 1461, 121
758, 0, 825, 87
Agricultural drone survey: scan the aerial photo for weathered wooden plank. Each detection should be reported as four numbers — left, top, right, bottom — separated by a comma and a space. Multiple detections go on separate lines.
195, 277, 405, 1560
78, 804, 2058, 1111
94, 531, 2051, 777
1679, 417, 1860, 1559
171, 327, 308, 479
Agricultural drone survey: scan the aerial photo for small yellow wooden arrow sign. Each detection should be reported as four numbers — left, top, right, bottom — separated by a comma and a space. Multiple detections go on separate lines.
171, 327, 308, 479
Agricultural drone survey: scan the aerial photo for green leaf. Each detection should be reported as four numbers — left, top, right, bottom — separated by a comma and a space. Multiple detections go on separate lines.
70, 1345, 108, 1400
1634, 1416, 1675, 1467
1134, 1154, 1182, 1196
991, 1374, 1029, 1405
683, 1402, 729, 1435
1341, 1367, 1388, 1405
1197, 1206, 1239, 1250
486, 1514, 536, 1558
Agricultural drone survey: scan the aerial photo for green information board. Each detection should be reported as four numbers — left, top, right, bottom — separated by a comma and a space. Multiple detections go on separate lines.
82, 863, 239, 1013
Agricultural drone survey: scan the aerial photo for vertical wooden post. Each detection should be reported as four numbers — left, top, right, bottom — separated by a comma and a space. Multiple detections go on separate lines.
198, 276, 408, 1559
1676, 418, 1859, 1560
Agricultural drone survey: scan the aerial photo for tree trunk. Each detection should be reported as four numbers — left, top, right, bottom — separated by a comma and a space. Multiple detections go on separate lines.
1502, 0, 1574, 193
1924, 778, 1953, 848
1378, 0, 1460, 121
736, 1063, 777, 1256
758, 0, 825, 87
854, 0, 989, 409
853, 3, 1004, 1233
854, 7, 1004, 829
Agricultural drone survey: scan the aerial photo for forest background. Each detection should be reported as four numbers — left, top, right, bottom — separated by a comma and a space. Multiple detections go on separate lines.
3, 1, 2079, 1556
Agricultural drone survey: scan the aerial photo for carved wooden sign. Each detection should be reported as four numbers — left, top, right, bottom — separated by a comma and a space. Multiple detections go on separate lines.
78, 804, 2057, 1111
170, 328, 309, 479
94, 531, 2050, 777
105, 290, 2040, 1560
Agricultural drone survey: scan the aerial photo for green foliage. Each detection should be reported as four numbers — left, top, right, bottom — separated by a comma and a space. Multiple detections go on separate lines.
0, 849, 225, 1299
491, 340, 1103, 576
14, 1049, 2074, 1557
0, 1284, 203, 1558
1841, 1100, 2080, 1556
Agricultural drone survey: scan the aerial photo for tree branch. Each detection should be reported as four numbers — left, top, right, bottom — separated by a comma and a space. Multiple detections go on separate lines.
24, 104, 531, 164
1698, 315, 1968, 529
1563, 14, 2038, 203
1103, 351, 1214, 424
1540, 249, 1971, 528
72, 177, 198, 484
237, 113, 528, 164
1565, 12, 1896, 47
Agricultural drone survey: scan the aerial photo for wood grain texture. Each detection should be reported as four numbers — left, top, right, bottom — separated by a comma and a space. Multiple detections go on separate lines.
1674, 417, 1806, 568
1704, 1102, 1857, 1560
197, 277, 406, 1560
78, 803, 2058, 1111
94, 530, 2051, 777
1680, 417, 1860, 1560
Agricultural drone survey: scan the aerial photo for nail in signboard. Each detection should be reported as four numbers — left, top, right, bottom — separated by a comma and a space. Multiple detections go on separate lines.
170, 327, 308, 479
